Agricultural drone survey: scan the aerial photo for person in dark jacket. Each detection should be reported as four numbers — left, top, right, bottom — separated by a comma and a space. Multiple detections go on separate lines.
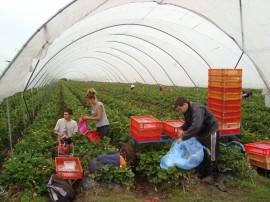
174, 97, 222, 189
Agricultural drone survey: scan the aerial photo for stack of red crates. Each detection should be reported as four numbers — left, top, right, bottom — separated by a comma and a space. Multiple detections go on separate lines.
244, 142, 270, 170
130, 115, 162, 142
208, 69, 242, 136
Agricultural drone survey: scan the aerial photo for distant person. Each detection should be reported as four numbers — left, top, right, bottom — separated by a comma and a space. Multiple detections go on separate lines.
242, 90, 252, 99
174, 97, 225, 191
158, 84, 164, 91
54, 108, 78, 143
130, 84, 135, 90
81, 88, 110, 140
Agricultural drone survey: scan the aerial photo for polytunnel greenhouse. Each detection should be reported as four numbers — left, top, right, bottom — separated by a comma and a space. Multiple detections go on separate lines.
0, 0, 270, 201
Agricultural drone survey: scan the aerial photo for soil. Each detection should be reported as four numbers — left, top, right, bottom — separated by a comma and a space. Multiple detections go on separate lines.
73, 174, 248, 202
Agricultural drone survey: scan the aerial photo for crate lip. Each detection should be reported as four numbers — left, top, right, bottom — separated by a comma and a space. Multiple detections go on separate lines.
162, 120, 185, 125
130, 115, 161, 123
244, 142, 270, 155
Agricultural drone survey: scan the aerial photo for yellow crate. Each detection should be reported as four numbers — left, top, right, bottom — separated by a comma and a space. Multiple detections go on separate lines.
209, 69, 242, 77
208, 80, 242, 87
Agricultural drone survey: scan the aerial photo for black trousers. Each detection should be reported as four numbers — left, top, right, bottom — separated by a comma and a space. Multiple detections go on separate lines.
96, 125, 111, 140
196, 131, 219, 179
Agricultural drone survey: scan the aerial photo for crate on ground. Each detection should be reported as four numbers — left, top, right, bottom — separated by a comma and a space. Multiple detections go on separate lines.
130, 115, 161, 130
208, 91, 242, 100
208, 102, 241, 113
244, 142, 270, 156
208, 86, 242, 93
55, 157, 83, 179
130, 124, 161, 142
162, 120, 185, 139
219, 127, 240, 135
249, 159, 270, 170
208, 97, 242, 106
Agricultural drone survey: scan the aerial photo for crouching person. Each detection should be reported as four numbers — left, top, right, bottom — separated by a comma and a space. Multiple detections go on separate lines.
174, 97, 225, 191
54, 108, 78, 144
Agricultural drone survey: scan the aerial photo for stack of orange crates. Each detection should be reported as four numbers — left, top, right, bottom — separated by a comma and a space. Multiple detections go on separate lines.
130, 115, 162, 142
208, 69, 242, 136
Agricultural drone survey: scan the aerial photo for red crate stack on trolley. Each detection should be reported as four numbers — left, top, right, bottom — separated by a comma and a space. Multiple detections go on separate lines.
130, 115, 162, 142
208, 69, 242, 136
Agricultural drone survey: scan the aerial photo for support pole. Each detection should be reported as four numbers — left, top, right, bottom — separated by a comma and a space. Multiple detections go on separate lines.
6, 98, 12, 151
20, 92, 26, 128
31, 88, 34, 120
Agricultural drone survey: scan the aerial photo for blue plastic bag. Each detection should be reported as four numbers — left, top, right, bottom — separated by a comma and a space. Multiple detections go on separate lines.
160, 138, 204, 170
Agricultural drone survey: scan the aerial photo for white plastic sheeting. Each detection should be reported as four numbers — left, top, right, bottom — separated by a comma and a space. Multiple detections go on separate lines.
0, 0, 269, 99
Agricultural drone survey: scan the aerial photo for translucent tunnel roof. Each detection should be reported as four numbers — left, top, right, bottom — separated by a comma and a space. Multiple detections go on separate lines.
0, 0, 269, 99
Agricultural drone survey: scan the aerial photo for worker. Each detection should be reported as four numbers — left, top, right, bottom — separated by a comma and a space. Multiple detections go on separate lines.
174, 97, 225, 191
54, 108, 78, 143
81, 88, 110, 140
130, 84, 135, 90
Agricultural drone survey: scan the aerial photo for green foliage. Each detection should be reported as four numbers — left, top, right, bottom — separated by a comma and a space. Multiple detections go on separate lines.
93, 165, 135, 187
136, 150, 190, 188
0, 153, 54, 193
218, 145, 251, 179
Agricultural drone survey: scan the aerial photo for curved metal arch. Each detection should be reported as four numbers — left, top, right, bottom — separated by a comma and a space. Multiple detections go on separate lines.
51, 62, 118, 85
106, 41, 175, 85
39, 60, 118, 87
94, 50, 147, 84
108, 47, 158, 84
112, 33, 197, 86
73, 57, 123, 82
26, 23, 211, 88
28, 54, 130, 89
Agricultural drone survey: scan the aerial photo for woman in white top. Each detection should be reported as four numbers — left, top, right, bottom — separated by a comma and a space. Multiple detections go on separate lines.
82, 88, 110, 139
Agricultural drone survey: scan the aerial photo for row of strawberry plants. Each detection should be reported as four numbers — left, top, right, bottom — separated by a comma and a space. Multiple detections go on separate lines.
0, 84, 61, 200
0, 88, 48, 164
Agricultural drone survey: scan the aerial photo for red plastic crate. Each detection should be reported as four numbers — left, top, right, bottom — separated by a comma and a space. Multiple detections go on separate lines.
55, 157, 83, 179
211, 109, 241, 119
162, 120, 185, 133
208, 86, 242, 93
208, 91, 242, 100
130, 125, 161, 142
130, 116, 161, 130
215, 115, 241, 123
219, 127, 240, 135
244, 142, 270, 156
162, 128, 178, 139
208, 103, 241, 113
162, 120, 185, 139
208, 97, 242, 106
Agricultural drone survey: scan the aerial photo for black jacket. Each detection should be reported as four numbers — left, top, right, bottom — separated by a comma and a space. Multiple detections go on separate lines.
180, 102, 219, 140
